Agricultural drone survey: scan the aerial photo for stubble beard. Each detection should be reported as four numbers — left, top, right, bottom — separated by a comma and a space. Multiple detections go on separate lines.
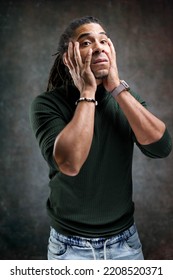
95, 74, 108, 80
93, 69, 109, 80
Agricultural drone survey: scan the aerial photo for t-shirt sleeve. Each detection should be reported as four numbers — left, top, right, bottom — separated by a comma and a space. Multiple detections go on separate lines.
29, 94, 68, 170
134, 128, 172, 158
130, 91, 172, 158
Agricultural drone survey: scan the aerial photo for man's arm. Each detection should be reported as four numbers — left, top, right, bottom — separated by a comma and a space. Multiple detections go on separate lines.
53, 100, 95, 176
115, 90, 165, 145
53, 43, 97, 176
103, 39, 166, 145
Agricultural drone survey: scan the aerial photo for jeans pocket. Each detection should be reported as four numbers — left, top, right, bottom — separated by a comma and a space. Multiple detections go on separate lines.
123, 230, 142, 252
48, 234, 68, 259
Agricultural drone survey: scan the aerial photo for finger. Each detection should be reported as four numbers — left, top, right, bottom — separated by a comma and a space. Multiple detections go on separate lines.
64, 53, 74, 79
107, 38, 116, 59
73, 42, 83, 76
67, 42, 76, 70
108, 38, 115, 50
103, 39, 116, 66
74, 42, 83, 67
84, 48, 92, 69
63, 53, 73, 78
63, 52, 70, 68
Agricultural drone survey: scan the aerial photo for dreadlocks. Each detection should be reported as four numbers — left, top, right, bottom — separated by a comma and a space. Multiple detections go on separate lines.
46, 16, 104, 92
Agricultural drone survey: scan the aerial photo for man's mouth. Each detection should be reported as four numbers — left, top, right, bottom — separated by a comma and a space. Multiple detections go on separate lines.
92, 58, 108, 64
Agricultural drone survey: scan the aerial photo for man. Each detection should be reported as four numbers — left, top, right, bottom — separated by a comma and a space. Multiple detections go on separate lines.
30, 16, 172, 260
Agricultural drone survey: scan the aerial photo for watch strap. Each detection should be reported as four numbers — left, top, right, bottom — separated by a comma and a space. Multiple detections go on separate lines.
111, 80, 130, 98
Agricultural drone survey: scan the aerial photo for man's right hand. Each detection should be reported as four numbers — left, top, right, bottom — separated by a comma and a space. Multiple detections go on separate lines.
63, 42, 97, 97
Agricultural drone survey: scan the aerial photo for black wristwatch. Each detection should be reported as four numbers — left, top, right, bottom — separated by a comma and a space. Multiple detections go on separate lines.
111, 80, 130, 98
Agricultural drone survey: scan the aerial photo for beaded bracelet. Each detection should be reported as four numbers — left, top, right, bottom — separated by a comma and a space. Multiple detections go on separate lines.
75, 97, 98, 106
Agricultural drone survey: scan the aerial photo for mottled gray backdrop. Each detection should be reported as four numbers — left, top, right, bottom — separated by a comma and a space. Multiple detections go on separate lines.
0, 0, 173, 259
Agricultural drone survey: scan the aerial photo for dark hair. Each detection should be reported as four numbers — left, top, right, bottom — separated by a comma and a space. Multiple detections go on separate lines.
46, 16, 104, 92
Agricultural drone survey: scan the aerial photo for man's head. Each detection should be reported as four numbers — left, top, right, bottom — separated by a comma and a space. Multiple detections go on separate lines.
71, 22, 110, 81
47, 16, 110, 91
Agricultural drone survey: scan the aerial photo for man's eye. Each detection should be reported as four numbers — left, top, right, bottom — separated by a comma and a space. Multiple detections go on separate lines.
81, 41, 91, 47
101, 39, 108, 44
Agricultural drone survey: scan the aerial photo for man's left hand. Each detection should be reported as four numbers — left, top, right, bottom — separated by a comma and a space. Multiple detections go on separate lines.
103, 38, 120, 92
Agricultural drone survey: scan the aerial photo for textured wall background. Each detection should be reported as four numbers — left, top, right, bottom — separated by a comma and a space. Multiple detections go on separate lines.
0, 0, 172, 259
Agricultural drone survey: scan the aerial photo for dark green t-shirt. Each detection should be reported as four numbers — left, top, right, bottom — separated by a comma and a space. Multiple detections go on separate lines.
29, 84, 172, 237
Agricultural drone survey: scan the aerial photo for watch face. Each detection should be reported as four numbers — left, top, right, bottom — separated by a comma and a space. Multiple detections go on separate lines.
121, 80, 130, 89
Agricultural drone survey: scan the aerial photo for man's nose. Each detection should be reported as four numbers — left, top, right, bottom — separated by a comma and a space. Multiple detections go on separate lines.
92, 41, 104, 54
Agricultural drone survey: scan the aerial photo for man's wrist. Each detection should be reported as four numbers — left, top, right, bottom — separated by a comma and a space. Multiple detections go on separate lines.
80, 89, 96, 99
75, 97, 98, 106
110, 80, 130, 98
107, 79, 120, 92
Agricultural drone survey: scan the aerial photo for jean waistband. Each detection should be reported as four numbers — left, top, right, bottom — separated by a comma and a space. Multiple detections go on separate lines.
51, 223, 136, 249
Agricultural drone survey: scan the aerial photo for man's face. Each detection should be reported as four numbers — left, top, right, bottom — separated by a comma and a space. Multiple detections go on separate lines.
73, 23, 111, 80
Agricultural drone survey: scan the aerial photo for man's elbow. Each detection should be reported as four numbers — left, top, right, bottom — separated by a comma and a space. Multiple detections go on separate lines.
54, 155, 80, 176
59, 162, 80, 176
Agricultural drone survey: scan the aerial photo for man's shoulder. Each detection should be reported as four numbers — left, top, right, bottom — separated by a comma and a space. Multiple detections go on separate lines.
31, 86, 68, 107
35, 86, 65, 100
30, 85, 79, 118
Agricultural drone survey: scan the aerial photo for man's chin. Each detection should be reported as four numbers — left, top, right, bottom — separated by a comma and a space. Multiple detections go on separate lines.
94, 72, 108, 80
96, 75, 108, 80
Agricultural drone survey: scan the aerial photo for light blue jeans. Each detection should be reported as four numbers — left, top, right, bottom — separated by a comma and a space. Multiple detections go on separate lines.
47, 224, 144, 260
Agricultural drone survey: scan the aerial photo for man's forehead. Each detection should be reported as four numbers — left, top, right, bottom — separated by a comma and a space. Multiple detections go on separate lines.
77, 31, 107, 41
74, 23, 107, 40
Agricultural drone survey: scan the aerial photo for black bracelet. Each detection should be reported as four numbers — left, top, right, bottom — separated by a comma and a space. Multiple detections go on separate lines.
75, 97, 98, 106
